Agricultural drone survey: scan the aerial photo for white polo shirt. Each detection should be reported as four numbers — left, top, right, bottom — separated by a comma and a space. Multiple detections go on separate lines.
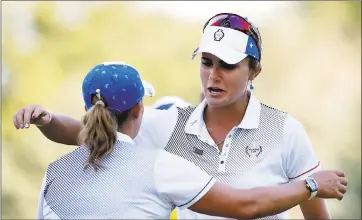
141, 92, 320, 219
36, 132, 216, 219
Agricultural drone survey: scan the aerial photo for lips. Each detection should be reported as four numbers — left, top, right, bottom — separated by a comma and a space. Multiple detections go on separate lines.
207, 87, 226, 97
208, 87, 225, 93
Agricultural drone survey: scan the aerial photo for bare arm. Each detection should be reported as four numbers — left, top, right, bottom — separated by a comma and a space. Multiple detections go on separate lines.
156, 151, 346, 220
13, 105, 83, 146
37, 113, 83, 146
300, 198, 331, 220
190, 169, 346, 219
190, 180, 310, 219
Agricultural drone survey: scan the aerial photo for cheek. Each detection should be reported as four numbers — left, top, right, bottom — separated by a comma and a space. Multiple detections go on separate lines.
199, 66, 209, 84
225, 70, 249, 92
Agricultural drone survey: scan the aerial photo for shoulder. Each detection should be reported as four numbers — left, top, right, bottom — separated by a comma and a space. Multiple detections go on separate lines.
258, 102, 307, 138
260, 102, 287, 118
283, 113, 307, 136
260, 102, 303, 126
154, 150, 204, 176
47, 147, 88, 177
176, 105, 197, 118
155, 150, 191, 167
260, 102, 304, 127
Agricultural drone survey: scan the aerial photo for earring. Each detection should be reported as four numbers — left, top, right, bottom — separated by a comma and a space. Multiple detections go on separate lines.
249, 80, 254, 90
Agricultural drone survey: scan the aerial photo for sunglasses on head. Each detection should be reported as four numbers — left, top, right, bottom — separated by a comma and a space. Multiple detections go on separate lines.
203, 13, 262, 60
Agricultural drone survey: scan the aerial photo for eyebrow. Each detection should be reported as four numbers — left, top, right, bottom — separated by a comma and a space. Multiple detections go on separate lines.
219, 60, 230, 65
201, 57, 236, 66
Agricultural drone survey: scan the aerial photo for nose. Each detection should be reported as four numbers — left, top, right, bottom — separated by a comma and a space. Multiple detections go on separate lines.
209, 66, 221, 81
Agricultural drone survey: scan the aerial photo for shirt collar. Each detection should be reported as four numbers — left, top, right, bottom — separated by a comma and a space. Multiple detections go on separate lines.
117, 132, 135, 145
184, 91, 261, 135
238, 91, 261, 129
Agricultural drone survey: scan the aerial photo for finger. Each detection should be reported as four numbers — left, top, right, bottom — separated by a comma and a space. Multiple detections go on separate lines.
15, 108, 27, 129
339, 177, 348, 186
13, 112, 20, 129
32, 106, 45, 119
336, 191, 344, 201
334, 170, 345, 177
23, 106, 36, 128
39, 113, 51, 125
338, 184, 347, 194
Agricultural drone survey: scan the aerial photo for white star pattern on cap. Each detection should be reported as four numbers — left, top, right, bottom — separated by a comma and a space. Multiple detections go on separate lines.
250, 43, 253, 48
82, 61, 157, 115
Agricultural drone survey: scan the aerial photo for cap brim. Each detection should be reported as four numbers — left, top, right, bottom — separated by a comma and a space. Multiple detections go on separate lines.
142, 80, 155, 97
192, 45, 247, 65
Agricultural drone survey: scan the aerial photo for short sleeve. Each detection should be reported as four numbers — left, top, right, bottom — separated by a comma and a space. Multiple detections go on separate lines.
154, 150, 216, 209
136, 106, 179, 149
284, 115, 321, 182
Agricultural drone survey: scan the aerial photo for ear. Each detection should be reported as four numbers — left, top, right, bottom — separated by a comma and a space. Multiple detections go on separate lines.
130, 102, 143, 119
249, 63, 262, 81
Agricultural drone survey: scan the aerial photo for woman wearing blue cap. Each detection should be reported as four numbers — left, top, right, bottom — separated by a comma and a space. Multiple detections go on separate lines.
15, 13, 346, 219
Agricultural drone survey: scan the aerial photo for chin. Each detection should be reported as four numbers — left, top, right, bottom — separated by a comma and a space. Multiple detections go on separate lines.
205, 96, 229, 108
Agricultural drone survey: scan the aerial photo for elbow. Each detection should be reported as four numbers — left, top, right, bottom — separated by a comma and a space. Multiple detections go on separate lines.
236, 196, 262, 220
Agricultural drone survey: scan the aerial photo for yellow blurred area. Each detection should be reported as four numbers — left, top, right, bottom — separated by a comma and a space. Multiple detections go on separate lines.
170, 209, 177, 220
2, 1, 361, 219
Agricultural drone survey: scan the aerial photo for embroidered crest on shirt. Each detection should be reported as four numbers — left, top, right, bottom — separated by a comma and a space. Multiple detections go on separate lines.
246, 142, 262, 157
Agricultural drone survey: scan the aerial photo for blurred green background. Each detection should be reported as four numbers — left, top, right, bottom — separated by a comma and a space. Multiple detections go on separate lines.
2, 1, 361, 219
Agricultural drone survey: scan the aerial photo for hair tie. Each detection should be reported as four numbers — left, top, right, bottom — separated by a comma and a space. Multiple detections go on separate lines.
95, 100, 105, 106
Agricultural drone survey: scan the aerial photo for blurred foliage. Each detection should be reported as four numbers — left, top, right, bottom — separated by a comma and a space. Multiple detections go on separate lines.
2, 1, 361, 219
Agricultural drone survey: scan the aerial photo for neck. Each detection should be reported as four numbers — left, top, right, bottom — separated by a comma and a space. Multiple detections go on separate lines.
117, 120, 136, 139
204, 91, 250, 128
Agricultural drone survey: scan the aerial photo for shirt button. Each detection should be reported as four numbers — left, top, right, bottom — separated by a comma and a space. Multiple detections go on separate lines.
225, 144, 229, 147
220, 161, 224, 164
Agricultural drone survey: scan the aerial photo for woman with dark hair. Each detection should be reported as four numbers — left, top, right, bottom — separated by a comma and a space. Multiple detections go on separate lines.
16, 13, 346, 220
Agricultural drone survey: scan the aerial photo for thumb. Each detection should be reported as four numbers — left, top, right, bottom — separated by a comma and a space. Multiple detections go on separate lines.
37, 112, 52, 126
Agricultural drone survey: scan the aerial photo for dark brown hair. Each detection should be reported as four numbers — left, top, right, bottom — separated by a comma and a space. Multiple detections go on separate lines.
248, 56, 260, 71
78, 95, 130, 170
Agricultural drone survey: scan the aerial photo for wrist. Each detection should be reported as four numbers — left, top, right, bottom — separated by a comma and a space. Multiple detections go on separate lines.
305, 176, 318, 200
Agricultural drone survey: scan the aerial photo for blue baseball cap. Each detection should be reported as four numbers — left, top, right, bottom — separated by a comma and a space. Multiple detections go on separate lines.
82, 62, 155, 112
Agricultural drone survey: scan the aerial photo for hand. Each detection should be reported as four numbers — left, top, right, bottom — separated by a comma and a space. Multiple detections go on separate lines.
13, 105, 52, 129
310, 170, 348, 200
